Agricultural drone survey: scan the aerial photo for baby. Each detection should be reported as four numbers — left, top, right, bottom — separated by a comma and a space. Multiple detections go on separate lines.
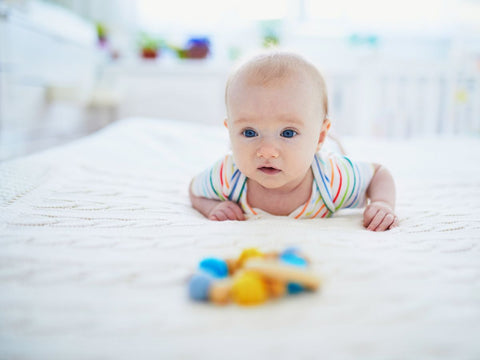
189, 51, 397, 231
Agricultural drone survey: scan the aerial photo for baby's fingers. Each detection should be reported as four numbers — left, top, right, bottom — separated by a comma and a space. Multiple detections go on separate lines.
222, 206, 241, 221
209, 203, 244, 221
363, 206, 379, 228
209, 210, 227, 221
229, 204, 245, 221
374, 213, 396, 231
366, 209, 386, 231
388, 215, 399, 229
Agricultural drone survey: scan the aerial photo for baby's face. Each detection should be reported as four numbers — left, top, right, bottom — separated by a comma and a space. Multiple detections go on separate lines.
226, 72, 329, 191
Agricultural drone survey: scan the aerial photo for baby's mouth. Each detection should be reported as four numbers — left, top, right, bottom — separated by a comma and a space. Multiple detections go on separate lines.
258, 166, 281, 175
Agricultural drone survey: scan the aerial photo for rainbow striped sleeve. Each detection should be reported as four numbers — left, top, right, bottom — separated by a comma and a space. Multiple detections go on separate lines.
190, 154, 246, 203
312, 152, 375, 213
329, 154, 375, 210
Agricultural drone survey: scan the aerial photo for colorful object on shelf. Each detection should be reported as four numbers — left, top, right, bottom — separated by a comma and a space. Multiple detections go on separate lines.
348, 33, 379, 48
188, 247, 321, 306
169, 36, 211, 59
138, 32, 164, 59
96, 22, 108, 47
185, 37, 210, 59
260, 20, 281, 48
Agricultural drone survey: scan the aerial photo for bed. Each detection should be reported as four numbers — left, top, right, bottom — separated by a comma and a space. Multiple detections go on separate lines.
1, 117, 479, 359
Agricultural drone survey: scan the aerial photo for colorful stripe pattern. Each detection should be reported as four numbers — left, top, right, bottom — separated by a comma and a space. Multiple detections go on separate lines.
191, 155, 249, 211
191, 153, 374, 219
297, 152, 374, 219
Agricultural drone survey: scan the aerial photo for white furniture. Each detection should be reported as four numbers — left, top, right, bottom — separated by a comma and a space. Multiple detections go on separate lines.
0, 1, 97, 160
102, 60, 229, 125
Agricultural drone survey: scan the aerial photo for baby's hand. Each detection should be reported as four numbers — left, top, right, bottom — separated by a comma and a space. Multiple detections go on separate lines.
208, 201, 245, 221
363, 201, 398, 231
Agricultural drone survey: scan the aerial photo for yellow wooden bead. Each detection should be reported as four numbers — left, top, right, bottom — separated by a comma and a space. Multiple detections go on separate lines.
236, 248, 264, 269
232, 272, 268, 306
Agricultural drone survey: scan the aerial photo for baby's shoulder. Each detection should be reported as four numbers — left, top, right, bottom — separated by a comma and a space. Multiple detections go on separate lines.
312, 151, 344, 167
312, 151, 375, 182
312, 151, 368, 176
218, 153, 239, 171
314, 151, 368, 165
214, 153, 246, 181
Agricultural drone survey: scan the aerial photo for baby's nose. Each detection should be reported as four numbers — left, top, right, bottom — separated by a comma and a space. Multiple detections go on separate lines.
256, 142, 279, 159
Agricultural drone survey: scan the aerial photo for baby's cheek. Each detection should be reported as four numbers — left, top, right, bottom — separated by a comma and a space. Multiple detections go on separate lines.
233, 157, 253, 177
231, 142, 250, 160
294, 144, 316, 167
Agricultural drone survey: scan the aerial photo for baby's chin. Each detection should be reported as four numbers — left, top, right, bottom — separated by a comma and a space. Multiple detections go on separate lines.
246, 176, 289, 190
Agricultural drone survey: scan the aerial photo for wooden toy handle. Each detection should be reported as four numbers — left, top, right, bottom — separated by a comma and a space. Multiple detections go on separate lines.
244, 259, 321, 290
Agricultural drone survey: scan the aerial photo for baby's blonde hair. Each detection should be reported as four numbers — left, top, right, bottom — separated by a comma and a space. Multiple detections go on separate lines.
225, 50, 329, 121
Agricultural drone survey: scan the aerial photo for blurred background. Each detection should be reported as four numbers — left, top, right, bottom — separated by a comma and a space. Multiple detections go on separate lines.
0, 0, 479, 160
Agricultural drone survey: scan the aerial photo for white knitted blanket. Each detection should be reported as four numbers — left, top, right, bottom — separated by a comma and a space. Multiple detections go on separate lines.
1, 118, 479, 360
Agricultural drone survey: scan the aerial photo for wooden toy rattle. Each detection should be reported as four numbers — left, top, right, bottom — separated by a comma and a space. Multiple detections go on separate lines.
188, 247, 321, 306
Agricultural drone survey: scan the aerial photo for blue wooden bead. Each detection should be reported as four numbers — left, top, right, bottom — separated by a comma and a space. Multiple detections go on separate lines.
281, 246, 301, 257
199, 258, 229, 278
287, 283, 304, 294
280, 250, 307, 294
188, 272, 213, 301
280, 253, 308, 268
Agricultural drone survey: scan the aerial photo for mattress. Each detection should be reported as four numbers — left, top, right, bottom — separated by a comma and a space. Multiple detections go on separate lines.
1, 118, 479, 360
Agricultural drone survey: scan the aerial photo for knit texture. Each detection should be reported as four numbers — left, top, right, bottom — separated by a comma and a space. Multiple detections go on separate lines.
1, 118, 479, 359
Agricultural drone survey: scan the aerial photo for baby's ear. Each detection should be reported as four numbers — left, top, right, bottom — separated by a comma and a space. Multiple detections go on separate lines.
223, 119, 228, 129
324, 118, 331, 131
317, 118, 331, 150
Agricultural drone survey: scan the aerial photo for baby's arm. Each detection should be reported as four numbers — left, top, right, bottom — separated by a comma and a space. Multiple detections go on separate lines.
364, 164, 398, 231
189, 182, 245, 221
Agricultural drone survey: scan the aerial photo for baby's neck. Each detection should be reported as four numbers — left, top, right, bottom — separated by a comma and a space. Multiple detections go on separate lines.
247, 170, 313, 216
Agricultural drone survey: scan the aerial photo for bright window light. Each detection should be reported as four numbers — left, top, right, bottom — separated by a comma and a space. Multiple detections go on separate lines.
306, 0, 447, 26
304, 0, 480, 31
135, 0, 480, 34
136, 0, 288, 30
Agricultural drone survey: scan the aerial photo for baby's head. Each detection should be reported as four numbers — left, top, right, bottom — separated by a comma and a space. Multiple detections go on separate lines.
225, 51, 329, 124
223, 50, 332, 191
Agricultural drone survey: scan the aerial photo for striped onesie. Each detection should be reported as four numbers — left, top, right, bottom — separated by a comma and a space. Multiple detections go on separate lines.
191, 152, 375, 219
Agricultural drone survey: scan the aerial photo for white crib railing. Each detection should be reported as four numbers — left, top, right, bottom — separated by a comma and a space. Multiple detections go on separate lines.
326, 63, 480, 138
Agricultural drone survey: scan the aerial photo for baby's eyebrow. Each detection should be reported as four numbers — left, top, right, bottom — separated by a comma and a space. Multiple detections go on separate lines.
233, 117, 252, 125
233, 116, 305, 126
280, 117, 305, 126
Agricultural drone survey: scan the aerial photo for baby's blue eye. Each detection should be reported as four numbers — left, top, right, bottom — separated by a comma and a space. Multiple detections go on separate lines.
243, 129, 258, 138
281, 129, 297, 138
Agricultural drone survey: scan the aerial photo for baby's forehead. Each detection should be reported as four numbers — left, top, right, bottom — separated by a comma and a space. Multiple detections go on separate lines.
225, 52, 329, 118
232, 60, 313, 88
